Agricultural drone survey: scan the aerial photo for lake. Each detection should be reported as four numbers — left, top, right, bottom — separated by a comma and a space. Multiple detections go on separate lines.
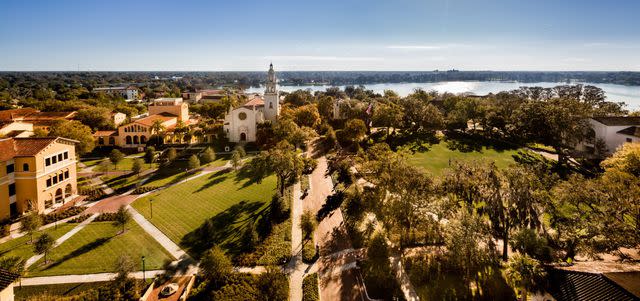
245, 81, 640, 110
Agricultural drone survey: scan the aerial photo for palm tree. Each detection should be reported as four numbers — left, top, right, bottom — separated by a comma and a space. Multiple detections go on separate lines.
505, 253, 547, 301
150, 120, 166, 146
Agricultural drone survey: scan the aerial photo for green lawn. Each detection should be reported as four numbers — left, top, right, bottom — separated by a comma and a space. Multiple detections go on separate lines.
15, 282, 109, 300
141, 155, 229, 188
28, 222, 173, 276
405, 140, 521, 176
0, 224, 75, 261
132, 170, 277, 258
93, 157, 158, 172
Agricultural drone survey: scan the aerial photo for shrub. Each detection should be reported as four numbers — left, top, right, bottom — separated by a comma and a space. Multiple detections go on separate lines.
80, 186, 106, 202
42, 206, 87, 224
302, 241, 318, 264
302, 273, 319, 301
95, 212, 118, 222
131, 186, 159, 195
68, 214, 91, 223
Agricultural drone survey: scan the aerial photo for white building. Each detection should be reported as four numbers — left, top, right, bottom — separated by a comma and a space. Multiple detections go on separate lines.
223, 64, 280, 143
579, 116, 640, 155
93, 86, 140, 101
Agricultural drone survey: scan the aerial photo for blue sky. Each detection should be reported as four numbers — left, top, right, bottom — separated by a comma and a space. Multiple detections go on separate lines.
1, 0, 639, 71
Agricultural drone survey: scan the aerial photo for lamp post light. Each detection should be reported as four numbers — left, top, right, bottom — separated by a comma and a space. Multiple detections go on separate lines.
141, 256, 146, 283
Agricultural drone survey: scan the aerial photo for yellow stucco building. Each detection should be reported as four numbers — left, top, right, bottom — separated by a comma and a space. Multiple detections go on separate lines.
0, 137, 78, 220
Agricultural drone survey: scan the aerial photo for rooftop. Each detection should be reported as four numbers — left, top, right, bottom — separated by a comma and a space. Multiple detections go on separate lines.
546, 269, 639, 301
242, 95, 264, 108
592, 116, 640, 126
133, 112, 177, 126
0, 137, 78, 162
0, 269, 20, 291
0, 109, 75, 122
617, 126, 640, 138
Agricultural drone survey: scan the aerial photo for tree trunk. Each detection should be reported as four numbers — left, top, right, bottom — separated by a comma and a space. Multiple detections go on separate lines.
503, 229, 509, 261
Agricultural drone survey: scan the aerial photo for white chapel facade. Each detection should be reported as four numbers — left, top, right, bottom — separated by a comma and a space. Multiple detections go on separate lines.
224, 63, 280, 143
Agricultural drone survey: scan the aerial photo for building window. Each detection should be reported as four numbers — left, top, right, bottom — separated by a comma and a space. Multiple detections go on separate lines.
46, 158, 51, 166
52, 156, 57, 164
6, 164, 14, 174
627, 138, 633, 143
52, 176, 58, 185
64, 170, 69, 178
9, 203, 17, 217
58, 173, 63, 182
64, 152, 68, 160
8, 183, 15, 197
47, 178, 52, 187
58, 154, 63, 161
238, 112, 247, 120
23, 163, 29, 171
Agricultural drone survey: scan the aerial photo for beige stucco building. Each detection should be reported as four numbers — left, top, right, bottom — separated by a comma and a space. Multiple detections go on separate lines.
0, 137, 78, 220
94, 98, 207, 149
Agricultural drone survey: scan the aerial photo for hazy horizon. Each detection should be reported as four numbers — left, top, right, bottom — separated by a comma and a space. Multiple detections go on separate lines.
1, 0, 639, 71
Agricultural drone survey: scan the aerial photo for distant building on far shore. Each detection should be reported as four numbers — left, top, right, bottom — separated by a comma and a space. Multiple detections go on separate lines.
93, 86, 140, 101
182, 89, 228, 104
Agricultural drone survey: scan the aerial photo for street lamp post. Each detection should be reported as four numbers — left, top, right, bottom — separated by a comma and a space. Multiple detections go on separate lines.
141, 256, 146, 283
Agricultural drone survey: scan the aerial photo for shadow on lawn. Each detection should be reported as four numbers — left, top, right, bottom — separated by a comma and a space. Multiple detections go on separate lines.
180, 200, 266, 259
39, 237, 112, 271
443, 132, 517, 153
234, 164, 269, 189
193, 170, 230, 193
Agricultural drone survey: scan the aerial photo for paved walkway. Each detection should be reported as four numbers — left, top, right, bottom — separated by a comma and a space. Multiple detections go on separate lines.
288, 181, 305, 301
390, 256, 419, 301
21, 270, 166, 286
25, 213, 99, 268
127, 205, 190, 263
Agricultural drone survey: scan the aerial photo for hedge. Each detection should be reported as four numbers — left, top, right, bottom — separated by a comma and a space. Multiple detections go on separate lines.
302, 273, 319, 301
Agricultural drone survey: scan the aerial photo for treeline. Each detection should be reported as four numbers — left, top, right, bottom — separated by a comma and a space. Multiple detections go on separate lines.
2, 71, 640, 98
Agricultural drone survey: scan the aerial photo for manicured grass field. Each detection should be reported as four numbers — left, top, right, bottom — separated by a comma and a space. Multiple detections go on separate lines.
0, 224, 75, 261
28, 221, 173, 276
93, 157, 158, 172
132, 170, 277, 257
15, 281, 109, 300
141, 155, 229, 188
406, 140, 521, 176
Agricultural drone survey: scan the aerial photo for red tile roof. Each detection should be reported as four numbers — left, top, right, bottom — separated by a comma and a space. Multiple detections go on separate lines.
133, 113, 176, 127
242, 96, 264, 108
0, 108, 38, 121
0, 137, 78, 162
93, 130, 117, 137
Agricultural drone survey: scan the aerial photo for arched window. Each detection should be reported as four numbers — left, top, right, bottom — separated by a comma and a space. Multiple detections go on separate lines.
133, 136, 139, 144
109, 137, 115, 145
141, 136, 147, 144
23, 163, 29, 171
126, 136, 132, 144
98, 137, 104, 145
240, 132, 247, 141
